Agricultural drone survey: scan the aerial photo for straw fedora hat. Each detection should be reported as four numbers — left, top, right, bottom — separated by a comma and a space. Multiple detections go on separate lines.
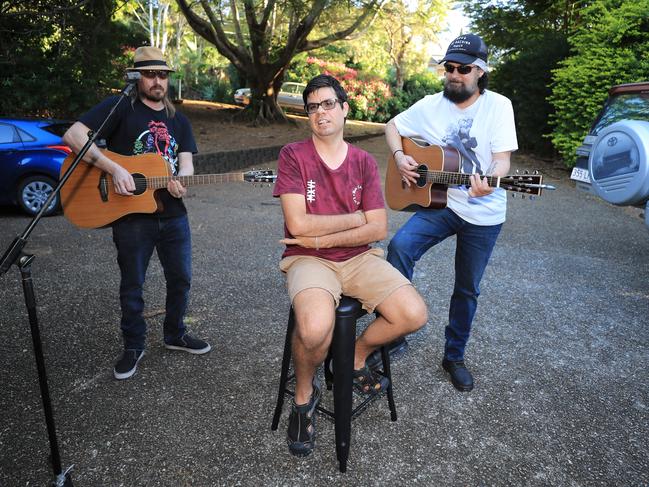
127, 46, 174, 72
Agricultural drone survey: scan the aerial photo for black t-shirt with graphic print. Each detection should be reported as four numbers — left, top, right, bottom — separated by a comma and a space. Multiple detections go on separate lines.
79, 96, 197, 218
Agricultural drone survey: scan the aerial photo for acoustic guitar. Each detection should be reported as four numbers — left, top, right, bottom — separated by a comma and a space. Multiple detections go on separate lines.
385, 137, 554, 211
60, 150, 275, 228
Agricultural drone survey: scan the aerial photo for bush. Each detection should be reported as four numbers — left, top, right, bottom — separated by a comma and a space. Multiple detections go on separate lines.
489, 33, 570, 157
285, 56, 443, 122
0, 1, 144, 118
548, 0, 649, 166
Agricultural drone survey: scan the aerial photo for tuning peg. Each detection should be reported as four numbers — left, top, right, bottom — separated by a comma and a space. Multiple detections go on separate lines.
524, 170, 529, 175
521, 194, 526, 199
533, 170, 539, 175
511, 193, 517, 198
529, 195, 536, 201
515, 169, 520, 174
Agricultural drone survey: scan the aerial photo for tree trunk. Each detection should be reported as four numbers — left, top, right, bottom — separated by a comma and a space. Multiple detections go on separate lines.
395, 64, 404, 91
248, 75, 289, 124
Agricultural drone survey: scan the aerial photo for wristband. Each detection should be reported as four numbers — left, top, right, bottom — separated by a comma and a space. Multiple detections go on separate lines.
393, 149, 404, 157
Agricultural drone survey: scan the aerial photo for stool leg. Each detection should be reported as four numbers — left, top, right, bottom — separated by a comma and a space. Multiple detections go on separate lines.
324, 352, 334, 391
380, 345, 397, 421
332, 313, 356, 473
271, 308, 295, 431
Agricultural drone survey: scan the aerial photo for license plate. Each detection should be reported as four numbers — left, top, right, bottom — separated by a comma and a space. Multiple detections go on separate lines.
570, 167, 591, 183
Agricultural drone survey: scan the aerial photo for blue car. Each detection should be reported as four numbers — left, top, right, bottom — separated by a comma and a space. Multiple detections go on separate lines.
0, 118, 72, 216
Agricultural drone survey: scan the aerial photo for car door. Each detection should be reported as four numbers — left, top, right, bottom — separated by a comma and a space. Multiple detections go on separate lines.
0, 122, 25, 203
278, 83, 304, 111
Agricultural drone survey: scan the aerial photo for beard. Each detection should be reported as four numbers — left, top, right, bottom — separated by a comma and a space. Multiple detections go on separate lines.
443, 81, 476, 104
142, 86, 166, 102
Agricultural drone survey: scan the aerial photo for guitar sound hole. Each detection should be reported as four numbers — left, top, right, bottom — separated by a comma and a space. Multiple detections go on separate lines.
132, 173, 147, 196
416, 164, 428, 188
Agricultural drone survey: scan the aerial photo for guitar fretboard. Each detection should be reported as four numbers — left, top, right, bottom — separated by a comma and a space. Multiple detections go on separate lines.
420, 170, 499, 188
146, 173, 245, 189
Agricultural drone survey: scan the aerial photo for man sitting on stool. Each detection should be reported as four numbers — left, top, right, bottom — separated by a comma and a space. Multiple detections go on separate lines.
273, 74, 428, 457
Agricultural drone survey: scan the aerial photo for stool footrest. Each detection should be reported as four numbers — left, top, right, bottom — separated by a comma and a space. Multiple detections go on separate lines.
279, 370, 391, 422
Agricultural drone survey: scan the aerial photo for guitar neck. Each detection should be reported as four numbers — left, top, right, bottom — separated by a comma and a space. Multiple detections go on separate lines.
422, 170, 499, 188
147, 173, 244, 189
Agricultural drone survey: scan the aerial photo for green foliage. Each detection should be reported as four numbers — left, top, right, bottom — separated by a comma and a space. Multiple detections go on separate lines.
464, 0, 577, 157
398, 71, 443, 108
490, 33, 569, 154
285, 56, 325, 84
548, 0, 649, 166
0, 1, 145, 118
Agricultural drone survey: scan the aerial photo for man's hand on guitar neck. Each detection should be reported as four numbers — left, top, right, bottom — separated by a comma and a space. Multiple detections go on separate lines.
167, 179, 187, 199
467, 173, 494, 198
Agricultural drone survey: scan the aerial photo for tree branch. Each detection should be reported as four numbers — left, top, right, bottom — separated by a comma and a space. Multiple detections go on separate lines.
296, 0, 383, 53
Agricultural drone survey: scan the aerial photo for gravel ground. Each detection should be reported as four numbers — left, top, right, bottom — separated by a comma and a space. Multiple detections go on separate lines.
0, 134, 647, 486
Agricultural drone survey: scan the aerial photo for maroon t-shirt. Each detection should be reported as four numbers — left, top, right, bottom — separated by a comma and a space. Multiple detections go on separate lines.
273, 138, 385, 262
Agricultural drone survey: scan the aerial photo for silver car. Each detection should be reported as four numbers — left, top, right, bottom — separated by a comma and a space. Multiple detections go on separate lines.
232, 82, 307, 112
276, 82, 307, 112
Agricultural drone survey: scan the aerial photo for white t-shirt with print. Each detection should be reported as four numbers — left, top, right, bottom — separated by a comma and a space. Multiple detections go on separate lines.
393, 90, 518, 225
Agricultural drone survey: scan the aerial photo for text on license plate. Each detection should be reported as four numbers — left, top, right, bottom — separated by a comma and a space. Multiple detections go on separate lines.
570, 167, 591, 183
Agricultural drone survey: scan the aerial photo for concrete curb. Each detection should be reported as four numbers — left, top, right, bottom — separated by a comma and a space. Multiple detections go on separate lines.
193, 133, 384, 174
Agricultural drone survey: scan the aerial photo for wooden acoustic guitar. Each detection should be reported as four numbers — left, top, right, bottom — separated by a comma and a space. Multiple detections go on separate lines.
385, 137, 553, 211
60, 150, 276, 228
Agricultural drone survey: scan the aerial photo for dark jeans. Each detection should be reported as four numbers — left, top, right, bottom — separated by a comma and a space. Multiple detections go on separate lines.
112, 214, 192, 350
386, 207, 501, 361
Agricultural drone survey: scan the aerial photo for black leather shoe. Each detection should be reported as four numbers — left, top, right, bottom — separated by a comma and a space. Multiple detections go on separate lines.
442, 359, 474, 392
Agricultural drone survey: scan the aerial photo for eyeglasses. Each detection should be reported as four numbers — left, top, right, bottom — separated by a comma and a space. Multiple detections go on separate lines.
444, 63, 476, 75
140, 70, 169, 80
305, 98, 342, 114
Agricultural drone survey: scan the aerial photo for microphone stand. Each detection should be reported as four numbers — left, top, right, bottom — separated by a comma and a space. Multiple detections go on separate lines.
0, 74, 140, 487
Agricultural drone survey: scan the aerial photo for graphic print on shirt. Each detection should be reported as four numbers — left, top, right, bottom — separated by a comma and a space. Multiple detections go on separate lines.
306, 180, 316, 203
443, 118, 482, 175
133, 120, 180, 175
352, 185, 363, 206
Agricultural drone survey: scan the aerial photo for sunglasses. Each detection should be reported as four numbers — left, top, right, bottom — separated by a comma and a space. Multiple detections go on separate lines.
444, 63, 476, 75
305, 98, 342, 114
139, 70, 169, 80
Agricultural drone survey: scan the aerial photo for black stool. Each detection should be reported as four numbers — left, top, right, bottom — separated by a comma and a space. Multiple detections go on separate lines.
271, 296, 397, 473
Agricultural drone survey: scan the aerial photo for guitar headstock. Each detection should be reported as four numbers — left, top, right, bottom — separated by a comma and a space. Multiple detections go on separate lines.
500, 171, 555, 197
244, 170, 277, 183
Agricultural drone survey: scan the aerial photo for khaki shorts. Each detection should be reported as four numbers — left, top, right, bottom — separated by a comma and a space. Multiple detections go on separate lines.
279, 248, 411, 313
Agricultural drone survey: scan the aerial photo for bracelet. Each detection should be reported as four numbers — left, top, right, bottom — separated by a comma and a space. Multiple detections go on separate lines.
315, 236, 319, 250
393, 149, 404, 157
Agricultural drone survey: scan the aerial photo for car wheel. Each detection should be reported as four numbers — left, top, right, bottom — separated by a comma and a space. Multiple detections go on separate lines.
17, 175, 59, 216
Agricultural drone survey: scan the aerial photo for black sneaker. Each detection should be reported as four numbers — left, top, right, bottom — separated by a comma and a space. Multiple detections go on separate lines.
287, 378, 321, 457
442, 358, 474, 392
164, 333, 211, 354
114, 349, 144, 380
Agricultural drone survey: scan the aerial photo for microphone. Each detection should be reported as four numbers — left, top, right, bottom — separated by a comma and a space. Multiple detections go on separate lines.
125, 71, 141, 83
122, 71, 141, 95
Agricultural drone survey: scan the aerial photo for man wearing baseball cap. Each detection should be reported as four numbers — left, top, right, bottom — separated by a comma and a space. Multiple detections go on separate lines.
64, 46, 211, 380
384, 34, 518, 392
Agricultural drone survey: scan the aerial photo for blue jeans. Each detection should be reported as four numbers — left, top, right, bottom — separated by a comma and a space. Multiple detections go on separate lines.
387, 208, 501, 361
112, 214, 192, 350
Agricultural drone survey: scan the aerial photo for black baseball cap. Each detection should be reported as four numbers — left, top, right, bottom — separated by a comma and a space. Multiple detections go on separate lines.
439, 34, 489, 70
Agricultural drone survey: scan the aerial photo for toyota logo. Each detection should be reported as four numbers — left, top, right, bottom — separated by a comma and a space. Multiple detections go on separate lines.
607, 136, 618, 147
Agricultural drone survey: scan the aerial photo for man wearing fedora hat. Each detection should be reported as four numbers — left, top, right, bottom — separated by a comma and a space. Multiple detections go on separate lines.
384, 34, 518, 392
64, 46, 211, 380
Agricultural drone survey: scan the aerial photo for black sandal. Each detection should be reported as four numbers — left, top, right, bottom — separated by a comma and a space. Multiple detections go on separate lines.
287, 378, 321, 457
353, 364, 389, 395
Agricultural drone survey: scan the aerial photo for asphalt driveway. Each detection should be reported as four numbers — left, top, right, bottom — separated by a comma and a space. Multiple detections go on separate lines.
1, 137, 647, 486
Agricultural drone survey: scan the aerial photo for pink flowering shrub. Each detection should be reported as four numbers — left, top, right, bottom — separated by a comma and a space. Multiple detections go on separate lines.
289, 57, 394, 122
